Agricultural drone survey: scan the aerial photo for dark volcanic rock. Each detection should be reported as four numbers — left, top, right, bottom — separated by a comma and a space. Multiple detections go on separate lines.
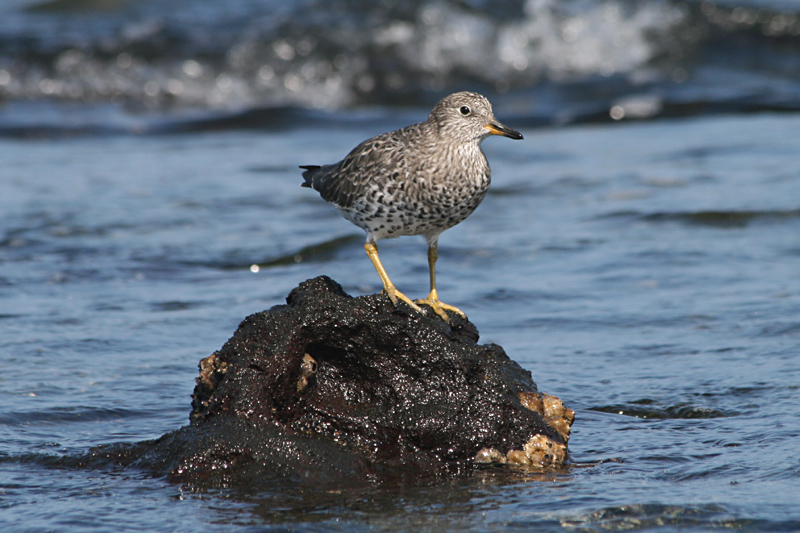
97, 276, 572, 483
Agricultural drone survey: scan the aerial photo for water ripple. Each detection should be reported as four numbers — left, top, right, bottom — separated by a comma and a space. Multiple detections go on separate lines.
601, 209, 800, 228
588, 401, 729, 420
0, 406, 148, 426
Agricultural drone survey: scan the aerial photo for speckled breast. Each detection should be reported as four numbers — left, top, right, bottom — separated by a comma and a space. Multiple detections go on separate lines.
343, 161, 491, 241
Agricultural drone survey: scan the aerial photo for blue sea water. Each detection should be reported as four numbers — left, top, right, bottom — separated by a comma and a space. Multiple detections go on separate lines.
2, 0, 800, 530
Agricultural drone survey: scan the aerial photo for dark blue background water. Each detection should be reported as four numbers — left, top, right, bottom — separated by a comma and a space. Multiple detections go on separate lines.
2, 0, 799, 530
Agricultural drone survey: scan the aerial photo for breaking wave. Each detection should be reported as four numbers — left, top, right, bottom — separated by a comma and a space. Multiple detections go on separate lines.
1, 0, 800, 121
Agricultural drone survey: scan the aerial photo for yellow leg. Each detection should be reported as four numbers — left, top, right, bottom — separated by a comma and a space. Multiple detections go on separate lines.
365, 242, 423, 314
415, 241, 467, 322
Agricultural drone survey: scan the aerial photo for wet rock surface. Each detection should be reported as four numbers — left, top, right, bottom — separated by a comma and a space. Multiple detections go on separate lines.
86, 276, 572, 484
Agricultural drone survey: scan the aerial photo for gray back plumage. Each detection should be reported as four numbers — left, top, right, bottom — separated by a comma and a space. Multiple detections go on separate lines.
300, 128, 412, 209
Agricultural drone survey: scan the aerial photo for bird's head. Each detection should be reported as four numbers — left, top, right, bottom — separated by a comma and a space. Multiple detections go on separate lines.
429, 91, 523, 144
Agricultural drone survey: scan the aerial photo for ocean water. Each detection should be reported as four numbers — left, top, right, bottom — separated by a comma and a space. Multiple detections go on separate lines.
2, 0, 800, 531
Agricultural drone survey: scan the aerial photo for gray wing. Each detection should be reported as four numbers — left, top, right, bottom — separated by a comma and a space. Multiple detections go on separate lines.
300, 129, 411, 209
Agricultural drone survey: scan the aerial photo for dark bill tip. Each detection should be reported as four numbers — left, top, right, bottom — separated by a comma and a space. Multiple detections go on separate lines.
485, 123, 523, 140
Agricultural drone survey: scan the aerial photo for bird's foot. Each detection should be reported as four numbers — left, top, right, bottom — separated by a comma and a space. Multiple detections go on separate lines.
384, 287, 424, 314
415, 295, 467, 323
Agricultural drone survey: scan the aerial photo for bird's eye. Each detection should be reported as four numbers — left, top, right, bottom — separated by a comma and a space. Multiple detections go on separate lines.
459, 106, 471, 116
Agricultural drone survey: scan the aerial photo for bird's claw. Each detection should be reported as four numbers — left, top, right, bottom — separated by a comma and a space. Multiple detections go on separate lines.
415, 296, 466, 323
384, 287, 424, 314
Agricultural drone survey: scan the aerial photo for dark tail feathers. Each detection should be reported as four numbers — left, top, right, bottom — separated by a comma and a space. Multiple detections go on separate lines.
299, 165, 321, 188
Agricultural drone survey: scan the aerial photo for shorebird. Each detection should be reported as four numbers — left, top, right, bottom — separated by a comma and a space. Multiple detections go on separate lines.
301, 91, 522, 322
